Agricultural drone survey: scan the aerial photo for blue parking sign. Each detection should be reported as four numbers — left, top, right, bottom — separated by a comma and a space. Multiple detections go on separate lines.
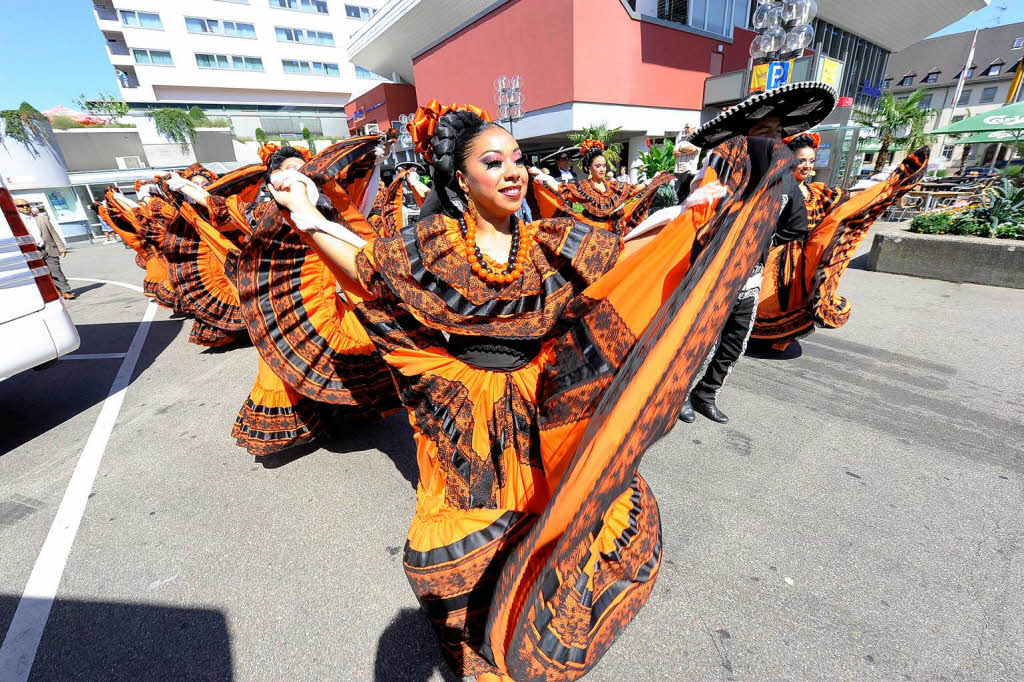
767, 61, 791, 91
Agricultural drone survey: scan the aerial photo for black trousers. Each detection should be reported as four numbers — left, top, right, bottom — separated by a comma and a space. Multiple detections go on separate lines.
674, 171, 695, 204
44, 252, 70, 294
689, 288, 759, 405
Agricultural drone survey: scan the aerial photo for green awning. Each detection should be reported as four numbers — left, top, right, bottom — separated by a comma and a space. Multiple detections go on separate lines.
931, 101, 1024, 135
949, 130, 1024, 144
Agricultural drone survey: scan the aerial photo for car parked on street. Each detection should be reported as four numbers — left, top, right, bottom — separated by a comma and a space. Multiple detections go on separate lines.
0, 183, 79, 379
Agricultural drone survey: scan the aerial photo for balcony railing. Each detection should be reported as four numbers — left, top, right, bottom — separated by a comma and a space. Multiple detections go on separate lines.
94, 5, 118, 22
657, 0, 689, 24
107, 41, 130, 57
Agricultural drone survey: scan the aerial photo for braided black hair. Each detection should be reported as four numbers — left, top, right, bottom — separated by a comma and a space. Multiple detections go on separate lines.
580, 146, 606, 173
428, 109, 497, 216
786, 134, 817, 153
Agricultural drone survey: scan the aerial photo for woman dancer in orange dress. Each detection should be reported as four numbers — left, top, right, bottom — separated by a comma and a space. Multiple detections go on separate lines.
753, 133, 929, 350
529, 139, 672, 236
259, 99, 794, 680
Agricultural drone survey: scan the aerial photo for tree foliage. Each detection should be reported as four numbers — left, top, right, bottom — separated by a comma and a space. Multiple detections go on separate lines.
853, 89, 936, 172
568, 123, 624, 170
74, 91, 129, 124
149, 108, 196, 151
302, 127, 317, 155
0, 102, 54, 156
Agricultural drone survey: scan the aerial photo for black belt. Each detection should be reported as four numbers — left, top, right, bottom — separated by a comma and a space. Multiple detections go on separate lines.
446, 334, 542, 371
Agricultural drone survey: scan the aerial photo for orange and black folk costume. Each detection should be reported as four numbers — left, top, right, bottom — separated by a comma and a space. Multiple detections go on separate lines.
532, 174, 674, 236
105, 188, 183, 311
231, 137, 400, 455
326, 136, 792, 680
161, 166, 267, 348
753, 147, 929, 350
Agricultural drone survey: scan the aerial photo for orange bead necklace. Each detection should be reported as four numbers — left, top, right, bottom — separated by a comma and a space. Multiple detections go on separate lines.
461, 210, 532, 285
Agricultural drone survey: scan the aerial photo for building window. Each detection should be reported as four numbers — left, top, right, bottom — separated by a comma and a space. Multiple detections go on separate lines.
1014, 37, 1024, 49
941, 145, 954, 160
282, 59, 340, 76
882, 78, 892, 89
924, 72, 939, 83
119, 10, 163, 29
270, 0, 328, 14
899, 75, 914, 86
980, 86, 999, 103
919, 94, 932, 109
196, 53, 265, 71
952, 115, 965, 123
132, 48, 173, 66
275, 26, 334, 46
958, 89, 972, 106
185, 17, 256, 38
983, 63, 1002, 77
345, 4, 374, 19
355, 66, 388, 80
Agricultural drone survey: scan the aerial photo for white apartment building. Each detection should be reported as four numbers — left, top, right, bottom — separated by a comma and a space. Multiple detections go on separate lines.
91, 0, 390, 138
882, 21, 1024, 169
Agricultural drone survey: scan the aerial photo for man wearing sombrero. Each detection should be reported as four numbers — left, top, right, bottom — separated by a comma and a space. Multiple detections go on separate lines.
680, 81, 837, 425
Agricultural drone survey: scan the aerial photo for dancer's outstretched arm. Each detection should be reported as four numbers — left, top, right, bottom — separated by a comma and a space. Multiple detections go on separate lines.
268, 182, 363, 281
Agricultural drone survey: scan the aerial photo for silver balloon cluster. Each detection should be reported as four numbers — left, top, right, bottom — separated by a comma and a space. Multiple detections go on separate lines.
749, 0, 817, 59
494, 75, 524, 122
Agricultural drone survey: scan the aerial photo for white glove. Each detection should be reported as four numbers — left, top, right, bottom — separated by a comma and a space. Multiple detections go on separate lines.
270, 169, 320, 205
682, 181, 728, 211
136, 184, 156, 200
166, 173, 189, 192
290, 212, 366, 248
374, 145, 387, 166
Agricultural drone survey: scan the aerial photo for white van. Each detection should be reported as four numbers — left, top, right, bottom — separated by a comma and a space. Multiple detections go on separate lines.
0, 186, 79, 379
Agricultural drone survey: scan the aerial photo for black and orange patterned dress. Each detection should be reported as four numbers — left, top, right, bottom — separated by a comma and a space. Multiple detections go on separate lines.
250, 135, 792, 681
753, 148, 929, 350
533, 174, 673, 236
229, 137, 401, 456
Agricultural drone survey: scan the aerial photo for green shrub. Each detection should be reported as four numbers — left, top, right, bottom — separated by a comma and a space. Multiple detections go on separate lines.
949, 212, 992, 237
1000, 165, 1023, 178
993, 222, 1024, 239
910, 212, 952, 234
49, 115, 80, 130
203, 117, 230, 128
934, 169, 949, 178
254, 128, 267, 144
233, 135, 254, 143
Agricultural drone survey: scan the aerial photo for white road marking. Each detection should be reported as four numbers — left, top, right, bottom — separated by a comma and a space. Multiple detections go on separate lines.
62, 353, 128, 361
0, 300, 158, 682
68, 277, 144, 294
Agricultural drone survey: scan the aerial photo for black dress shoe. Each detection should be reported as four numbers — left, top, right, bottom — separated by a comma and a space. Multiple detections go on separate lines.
692, 399, 729, 424
678, 399, 696, 423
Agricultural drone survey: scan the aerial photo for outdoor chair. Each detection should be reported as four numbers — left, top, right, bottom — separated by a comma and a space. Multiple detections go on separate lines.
884, 194, 924, 221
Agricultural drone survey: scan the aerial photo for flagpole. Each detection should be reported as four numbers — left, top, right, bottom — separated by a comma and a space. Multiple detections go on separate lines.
949, 29, 979, 171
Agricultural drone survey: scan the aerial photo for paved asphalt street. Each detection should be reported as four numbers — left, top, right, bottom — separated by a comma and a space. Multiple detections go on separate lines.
1, 236, 1022, 681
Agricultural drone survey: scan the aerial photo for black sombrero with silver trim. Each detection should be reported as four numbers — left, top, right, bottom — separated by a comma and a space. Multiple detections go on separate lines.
689, 81, 837, 148
537, 145, 581, 165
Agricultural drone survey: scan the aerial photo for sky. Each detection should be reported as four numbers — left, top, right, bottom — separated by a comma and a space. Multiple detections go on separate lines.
929, 1, 1024, 37
0, 1, 119, 111
2, 1, 1024, 112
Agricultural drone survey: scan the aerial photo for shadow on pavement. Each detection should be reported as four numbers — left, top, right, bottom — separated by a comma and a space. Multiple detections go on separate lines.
374, 607, 455, 682
746, 340, 804, 360
0, 595, 232, 680
68, 282, 105, 297
848, 252, 872, 271
258, 412, 419, 488
0, 320, 182, 456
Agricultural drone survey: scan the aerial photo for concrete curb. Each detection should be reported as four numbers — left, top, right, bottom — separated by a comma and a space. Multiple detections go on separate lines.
867, 225, 1024, 289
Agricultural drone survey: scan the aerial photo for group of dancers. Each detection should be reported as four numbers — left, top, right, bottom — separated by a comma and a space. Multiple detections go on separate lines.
94, 82, 925, 680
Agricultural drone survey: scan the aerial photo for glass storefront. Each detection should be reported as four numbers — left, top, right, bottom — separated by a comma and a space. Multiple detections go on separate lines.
811, 19, 890, 105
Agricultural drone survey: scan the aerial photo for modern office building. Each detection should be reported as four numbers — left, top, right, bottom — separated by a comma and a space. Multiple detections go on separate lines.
91, 0, 390, 139
882, 21, 1024, 169
348, 0, 988, 169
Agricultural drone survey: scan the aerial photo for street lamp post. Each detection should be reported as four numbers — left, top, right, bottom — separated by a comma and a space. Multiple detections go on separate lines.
749, 0, 818, 70
494, 74, 524, 138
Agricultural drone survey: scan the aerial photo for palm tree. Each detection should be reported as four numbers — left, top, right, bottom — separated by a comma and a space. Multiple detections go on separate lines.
853, 89, 936, 172
568, 123, 624, 169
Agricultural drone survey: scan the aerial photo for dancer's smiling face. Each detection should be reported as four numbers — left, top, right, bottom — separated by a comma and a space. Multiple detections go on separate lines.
455, 125, 527, 219
588, 154, 608, 181
794, 146, 816, 182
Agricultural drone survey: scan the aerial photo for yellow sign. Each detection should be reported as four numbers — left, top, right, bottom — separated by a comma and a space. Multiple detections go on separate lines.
750, 64, 769, 93
817, 57, 843, 91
